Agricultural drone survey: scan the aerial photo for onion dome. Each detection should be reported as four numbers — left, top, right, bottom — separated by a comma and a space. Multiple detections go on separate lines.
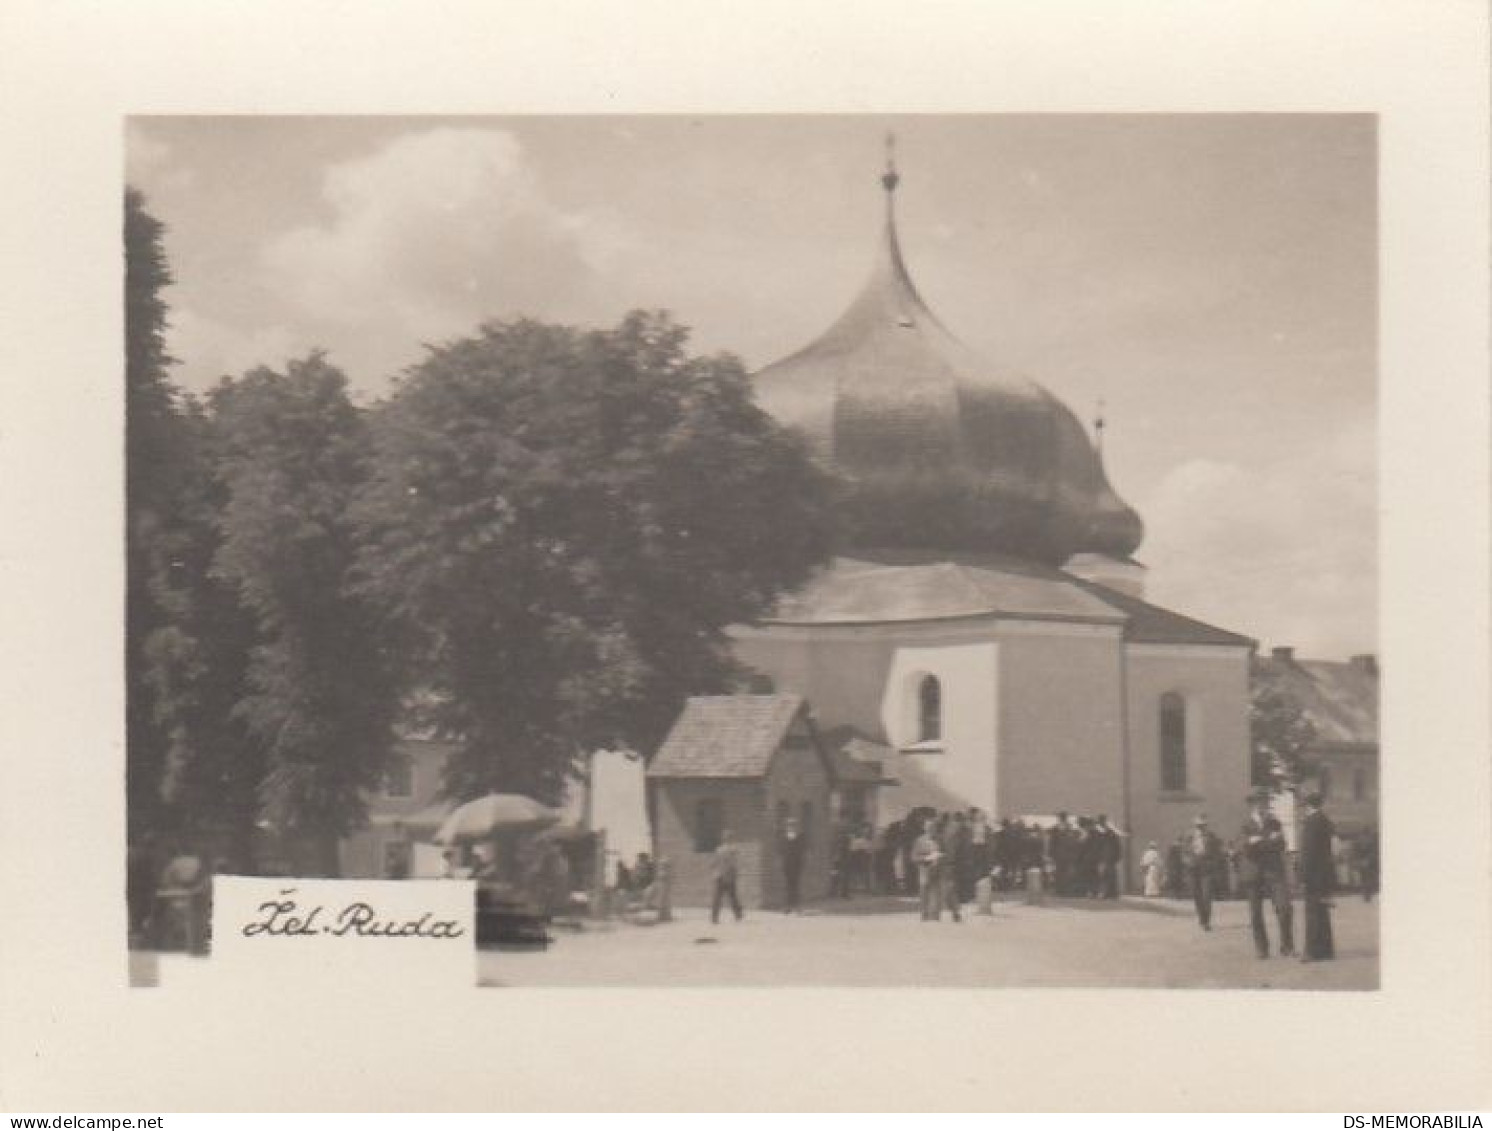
753, 142, 1143, 566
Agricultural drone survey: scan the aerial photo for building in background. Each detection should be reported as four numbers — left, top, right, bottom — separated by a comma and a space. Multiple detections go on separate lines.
1256, 646, 1380, 837
339, 738, 455, 879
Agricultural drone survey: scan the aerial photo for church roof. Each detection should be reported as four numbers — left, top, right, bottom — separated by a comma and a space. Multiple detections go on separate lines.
753, 551, 1252, 648
818, 726, 898, 785
764, 555, 1125, 625
752, 142, 1143, 565
1254, 653, 1379, 747
1066, 577, 1257, 648
648, 694, 811, 779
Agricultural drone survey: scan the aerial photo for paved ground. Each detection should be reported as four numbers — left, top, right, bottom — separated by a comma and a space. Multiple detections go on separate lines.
478, 893, 1379, 990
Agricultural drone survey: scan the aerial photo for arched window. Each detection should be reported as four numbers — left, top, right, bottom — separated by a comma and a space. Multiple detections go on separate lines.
1159, 692, 1187, 792
918, 675, 942, 743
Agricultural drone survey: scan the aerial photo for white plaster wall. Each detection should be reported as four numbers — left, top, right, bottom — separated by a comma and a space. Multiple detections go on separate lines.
880, 641, 1000, 813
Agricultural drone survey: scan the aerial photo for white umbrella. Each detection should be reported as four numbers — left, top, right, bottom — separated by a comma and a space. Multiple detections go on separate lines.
434, 794, 561, 845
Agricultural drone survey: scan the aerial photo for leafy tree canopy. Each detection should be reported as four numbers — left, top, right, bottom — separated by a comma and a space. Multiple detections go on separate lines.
355, 311, 837, 804
210, 355, 399, 871
1250, 661, 1318, 788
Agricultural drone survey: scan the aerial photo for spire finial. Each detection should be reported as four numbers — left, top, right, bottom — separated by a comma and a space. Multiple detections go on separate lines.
1094, 398, 1107, 455
881, 132, 900, 195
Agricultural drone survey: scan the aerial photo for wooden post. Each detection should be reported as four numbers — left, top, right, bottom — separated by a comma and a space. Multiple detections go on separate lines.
591, 828, 608, 919
975, 873, 993, 915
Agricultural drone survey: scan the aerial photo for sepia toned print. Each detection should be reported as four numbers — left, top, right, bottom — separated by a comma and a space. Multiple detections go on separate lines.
124, 115, 1378, 989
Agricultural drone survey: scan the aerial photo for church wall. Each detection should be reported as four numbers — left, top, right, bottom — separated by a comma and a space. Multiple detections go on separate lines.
991, 623, 1128, 844
879, 641, 999, 813
730, 626, 894, 741
1123, 644, 1252, 888
731, 620, 1004, 813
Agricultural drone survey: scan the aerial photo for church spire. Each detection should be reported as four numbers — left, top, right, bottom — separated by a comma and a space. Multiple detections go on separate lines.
881, 131, 900, 197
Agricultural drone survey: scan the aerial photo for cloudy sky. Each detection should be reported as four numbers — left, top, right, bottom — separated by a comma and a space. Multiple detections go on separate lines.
127, 114, 1376, 659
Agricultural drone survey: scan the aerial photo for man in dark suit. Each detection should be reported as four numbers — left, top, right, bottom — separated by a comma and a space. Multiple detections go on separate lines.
1239, 790, 1295, 958
779, 817, 807, 913
1298, 792, 1336, 961
1095, 815, 1122, 899
1182, 814, 1223, 930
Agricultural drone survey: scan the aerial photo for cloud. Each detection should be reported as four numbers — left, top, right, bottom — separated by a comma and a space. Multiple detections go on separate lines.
260, 128, 628, 374
1139, 414, 1376, 658
125, 121, 196, 197
167, 306, 304, 390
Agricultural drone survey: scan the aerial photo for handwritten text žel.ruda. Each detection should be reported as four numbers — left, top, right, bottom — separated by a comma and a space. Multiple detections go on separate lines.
241, 889, 466, 939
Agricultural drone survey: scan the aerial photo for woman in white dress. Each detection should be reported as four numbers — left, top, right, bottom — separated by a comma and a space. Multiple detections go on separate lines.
1141, 840, 1163, 897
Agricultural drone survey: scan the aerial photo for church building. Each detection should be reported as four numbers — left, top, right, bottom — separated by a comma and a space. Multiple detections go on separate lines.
729, 150, 1256, 888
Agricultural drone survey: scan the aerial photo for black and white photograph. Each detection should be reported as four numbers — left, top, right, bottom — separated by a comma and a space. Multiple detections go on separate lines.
3, 0, 1489, 1115
124, 114, 1380, 990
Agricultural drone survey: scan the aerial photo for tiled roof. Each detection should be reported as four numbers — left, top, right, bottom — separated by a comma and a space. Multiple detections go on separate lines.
648, 694, 808, 779
819, 726, 897, 784
1065, 576, 1256, 648
753, 551, 1252, 648
1255, 656, 1378, 746
762, 554, 1127, 625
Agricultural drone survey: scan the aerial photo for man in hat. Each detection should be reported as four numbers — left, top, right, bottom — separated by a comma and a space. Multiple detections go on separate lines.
1238, 789, 1295, 958
1182, 814, 1223, 930
778, 816, 807, 913
1298, 792, 1336, 961
911, 817, 944, 920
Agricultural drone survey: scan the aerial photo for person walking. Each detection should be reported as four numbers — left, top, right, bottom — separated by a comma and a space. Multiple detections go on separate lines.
779, 816, 807, 913
1141, 841, 1163, 897
710, 829, 744, 925
912, 817, 944, 921
1239, 790, 1295, 958
1298, 792, 1336, 961
1183, 815, 1223, 930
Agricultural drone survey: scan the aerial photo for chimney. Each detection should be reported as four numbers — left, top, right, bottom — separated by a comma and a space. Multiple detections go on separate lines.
1350, 654, 1378, 677
1271, 646, 1295, 663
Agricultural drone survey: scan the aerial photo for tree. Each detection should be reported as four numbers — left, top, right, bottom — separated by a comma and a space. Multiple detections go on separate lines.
125, 187, 190, 842
143, 396, 263, 866
355, 311, 837, 804
1250, 660, 1318, 788
209, 355, 399, 875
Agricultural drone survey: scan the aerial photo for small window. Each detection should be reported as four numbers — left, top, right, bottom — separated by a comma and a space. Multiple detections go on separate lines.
694, 798, 724, 853
799, 800, 814, 844
918, 675, 942, 743
384, 752, 413, 799
1159, 692, 1187, 792
1353, 768, 1365, 801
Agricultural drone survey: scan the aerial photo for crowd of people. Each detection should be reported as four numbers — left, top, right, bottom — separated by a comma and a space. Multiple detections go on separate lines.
812, 809, 1130, 921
